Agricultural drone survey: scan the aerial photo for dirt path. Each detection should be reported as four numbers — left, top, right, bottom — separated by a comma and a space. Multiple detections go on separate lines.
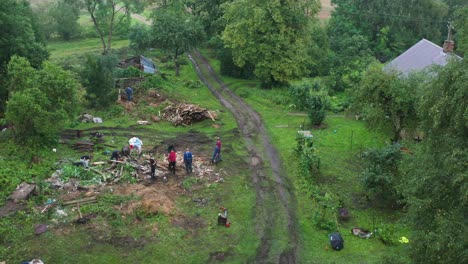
189, 51, 298, 263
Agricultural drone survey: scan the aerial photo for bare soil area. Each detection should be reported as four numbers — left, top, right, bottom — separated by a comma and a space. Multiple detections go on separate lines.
318, 0, 334, 20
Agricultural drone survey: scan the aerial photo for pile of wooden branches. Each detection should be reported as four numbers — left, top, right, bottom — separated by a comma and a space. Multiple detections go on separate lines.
162, 103, 215, 126
73, 140, 94, 152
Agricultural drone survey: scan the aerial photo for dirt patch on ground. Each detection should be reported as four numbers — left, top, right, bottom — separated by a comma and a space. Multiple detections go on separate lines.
112, 183, 179, 215
171, 214, 206, 238
318, 0, 334, 20
208, 250, 234, 263
0, 200, 26, 218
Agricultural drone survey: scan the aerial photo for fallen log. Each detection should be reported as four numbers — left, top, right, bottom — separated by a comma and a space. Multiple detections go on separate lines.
62, 196, 97, 206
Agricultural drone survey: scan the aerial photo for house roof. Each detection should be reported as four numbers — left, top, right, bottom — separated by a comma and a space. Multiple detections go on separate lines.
385, 39, 461, 76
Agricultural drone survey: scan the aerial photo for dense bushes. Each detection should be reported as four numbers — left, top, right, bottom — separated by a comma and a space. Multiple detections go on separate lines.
289, 80, 330, 126
5, 56, 79, 145
361, 144, 403, 207
82, 54, 118, 108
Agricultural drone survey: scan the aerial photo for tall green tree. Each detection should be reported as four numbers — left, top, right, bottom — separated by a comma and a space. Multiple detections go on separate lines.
51, 0, 82, 40
289, 80, 330, 126
222, 0, 319, 87
353, 63, 419, 142
151, 7, 205, 76
5, 56, 79, 145
400, 58, 467, 263
82, 54, 118, 108
453, 6, 468, 54
185, 0, 231, 38
329, 34, 375, 91
84, 0, 144, 54
0, 0, 49, 111
329, 0, 448, 61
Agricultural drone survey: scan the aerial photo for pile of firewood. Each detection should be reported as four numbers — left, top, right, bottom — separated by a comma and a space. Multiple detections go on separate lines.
162, 103, 216, 126
73, 140, 94, 152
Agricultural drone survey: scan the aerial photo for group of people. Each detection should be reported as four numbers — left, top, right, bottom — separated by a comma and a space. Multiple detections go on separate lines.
105, 137, 222, 181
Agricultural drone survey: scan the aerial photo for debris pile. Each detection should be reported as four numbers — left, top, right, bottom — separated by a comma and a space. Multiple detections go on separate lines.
9, 182, 37, 202
79, 114, 103, 123
73, 140, 95, 152
162, 103, 216, 126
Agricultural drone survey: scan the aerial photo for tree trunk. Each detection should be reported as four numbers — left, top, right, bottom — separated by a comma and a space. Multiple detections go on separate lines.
174, 49, 180, 76
86, 2, 107, 54
107, 2, 117, 54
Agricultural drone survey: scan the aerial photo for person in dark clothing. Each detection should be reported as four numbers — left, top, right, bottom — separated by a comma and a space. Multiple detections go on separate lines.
168, 149, 176, 175
110, 150, 121, 160
216, 137, 222, 161
149, 157, 157, 180
125, 86, 133, 101
183, 148, 193, 174
212, 146, 220, 165
79, 155, 92, 169
167, 144, 175, 153
122, 145, 131, 157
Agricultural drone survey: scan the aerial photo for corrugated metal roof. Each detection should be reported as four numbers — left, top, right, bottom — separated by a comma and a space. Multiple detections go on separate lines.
140, 55, 156, 74
385, 39, 461, 76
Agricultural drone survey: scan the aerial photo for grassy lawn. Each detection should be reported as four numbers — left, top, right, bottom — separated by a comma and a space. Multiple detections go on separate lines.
48, 38, 130, 60
201, 51, 411, 263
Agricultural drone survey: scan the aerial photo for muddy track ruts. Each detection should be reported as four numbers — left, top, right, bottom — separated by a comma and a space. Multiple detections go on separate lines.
189, 51, 298, 263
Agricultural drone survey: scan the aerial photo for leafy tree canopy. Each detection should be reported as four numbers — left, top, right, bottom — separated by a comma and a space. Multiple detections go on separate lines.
400, 59, 467, 264
453, 6, 468, 54
151, 6, 205, 76
222, 0, 320, 87
0, 0, 49, 71
185, 0, 231, 38
353, 63, 420, 142
82, 54, 118, 108
5, 56, 79, 145
84, 0, 145, 54
0, 0, 49, 112
329, 0, 448, 62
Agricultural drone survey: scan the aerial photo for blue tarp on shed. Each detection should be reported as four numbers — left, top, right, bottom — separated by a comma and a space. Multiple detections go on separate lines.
140, 55, 156, 74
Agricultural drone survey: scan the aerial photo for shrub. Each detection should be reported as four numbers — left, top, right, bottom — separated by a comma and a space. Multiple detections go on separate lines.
289, 80, 330, 126
82, 54, 118, 108
306, 90, 329, 126
137, 75, 164, 91
295, 134, 320, 179
114, 66, 142, 78
183, 80, 202, 89
362, 144, 402, 207
237, 88, 251, 98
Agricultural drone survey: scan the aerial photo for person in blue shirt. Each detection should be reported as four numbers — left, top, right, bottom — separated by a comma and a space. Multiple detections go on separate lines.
183, 148, 193, 174
125, 86, 133, 101
212, 145, 220, 165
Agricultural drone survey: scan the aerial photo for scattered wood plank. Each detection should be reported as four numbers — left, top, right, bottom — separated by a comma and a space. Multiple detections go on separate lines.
162, 103, 214, 126
207, 111, 215, 122
287, 112, 307, 116
62, 197, 97, 206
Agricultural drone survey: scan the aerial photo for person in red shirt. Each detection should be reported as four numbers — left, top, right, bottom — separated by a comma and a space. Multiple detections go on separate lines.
168, 149, 176, 175
216, 137, 222, 161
